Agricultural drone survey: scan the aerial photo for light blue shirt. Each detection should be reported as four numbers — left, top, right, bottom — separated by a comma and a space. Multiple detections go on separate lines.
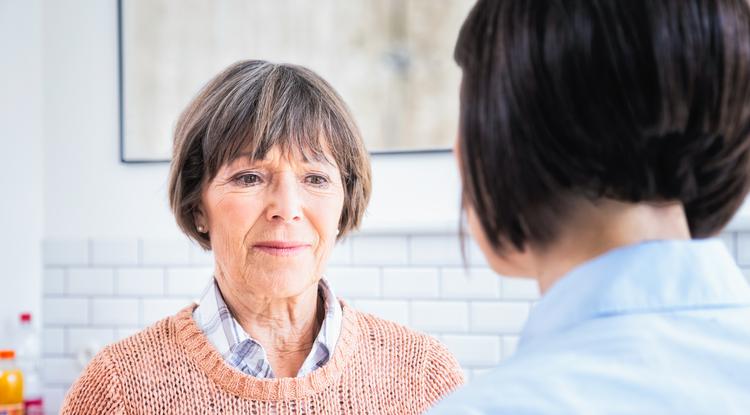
429, 239, 750, 414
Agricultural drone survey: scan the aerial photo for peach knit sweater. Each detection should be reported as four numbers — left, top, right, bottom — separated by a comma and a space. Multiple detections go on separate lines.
61, 301, 464, 414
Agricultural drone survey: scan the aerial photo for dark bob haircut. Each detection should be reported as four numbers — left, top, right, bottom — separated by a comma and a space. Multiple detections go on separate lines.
455, 0, 750, 251
168, 60, 372, 250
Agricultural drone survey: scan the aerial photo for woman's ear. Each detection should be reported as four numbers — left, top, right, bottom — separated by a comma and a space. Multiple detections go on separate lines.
193, 205, 208, 233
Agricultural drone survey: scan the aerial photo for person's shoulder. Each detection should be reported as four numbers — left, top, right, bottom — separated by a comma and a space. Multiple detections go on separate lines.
348, 304, 435, 345
346, 304, 465, 404
426, 363, 549, 414
346, 304, 458, 362
427, 343, 597, 415
352, 308, 460, 362
62, 304, 197, 413
430, 314, 750, 415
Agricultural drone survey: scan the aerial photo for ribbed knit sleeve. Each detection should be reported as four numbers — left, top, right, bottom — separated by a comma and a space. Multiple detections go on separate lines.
61, 347, 126, 415
423, 337, 465, 408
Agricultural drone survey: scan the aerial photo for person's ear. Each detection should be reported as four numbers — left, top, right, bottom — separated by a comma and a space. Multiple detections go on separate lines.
193, 205, 208, 234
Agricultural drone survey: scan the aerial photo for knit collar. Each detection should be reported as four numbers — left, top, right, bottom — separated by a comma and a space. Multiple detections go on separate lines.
174, 300, 361, 401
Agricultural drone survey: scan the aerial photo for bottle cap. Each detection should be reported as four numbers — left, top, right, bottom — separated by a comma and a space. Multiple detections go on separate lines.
20, 312, 32, 323
0, 350, 15, 359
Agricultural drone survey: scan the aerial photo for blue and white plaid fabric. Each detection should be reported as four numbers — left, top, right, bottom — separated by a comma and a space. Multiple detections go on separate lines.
192, 277, 342, 378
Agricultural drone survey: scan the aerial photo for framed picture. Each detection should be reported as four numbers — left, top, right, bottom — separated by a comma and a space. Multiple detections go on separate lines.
119, 0, 473, 162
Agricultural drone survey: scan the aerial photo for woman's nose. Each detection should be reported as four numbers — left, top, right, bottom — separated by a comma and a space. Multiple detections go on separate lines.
266, 175, 303, 223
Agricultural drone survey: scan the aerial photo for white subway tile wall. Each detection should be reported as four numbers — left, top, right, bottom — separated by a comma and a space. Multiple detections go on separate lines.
91, 239, 139, 266
116, 268, 164, 296
42, 268, 65, 296
40, 232, 749, 413
67, 268, 114, 296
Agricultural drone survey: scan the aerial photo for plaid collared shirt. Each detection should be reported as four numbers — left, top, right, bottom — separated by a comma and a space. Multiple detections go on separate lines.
192, 277, 342, 378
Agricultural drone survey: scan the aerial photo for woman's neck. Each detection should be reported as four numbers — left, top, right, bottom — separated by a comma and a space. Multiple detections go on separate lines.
533, 200, 691, 293
216, 276, 324, 377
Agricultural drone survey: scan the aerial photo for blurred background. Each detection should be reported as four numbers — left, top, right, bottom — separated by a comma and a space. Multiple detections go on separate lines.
2, 0, 750, 413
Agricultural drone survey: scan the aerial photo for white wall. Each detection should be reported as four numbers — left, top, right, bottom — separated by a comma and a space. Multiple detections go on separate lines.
0, 0, 44, 338
43, 0, 177, 239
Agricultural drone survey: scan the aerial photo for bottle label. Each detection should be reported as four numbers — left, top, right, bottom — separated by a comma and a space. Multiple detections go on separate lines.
0, 403, 24, 415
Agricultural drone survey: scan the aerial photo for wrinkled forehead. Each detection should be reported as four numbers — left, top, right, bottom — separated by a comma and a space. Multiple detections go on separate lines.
207, 111, 342, 178
208, 121, 347, 180
228, 139, 338, 169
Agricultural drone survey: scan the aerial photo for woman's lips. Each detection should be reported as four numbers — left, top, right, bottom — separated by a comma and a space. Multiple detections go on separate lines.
253, 241, 311, 257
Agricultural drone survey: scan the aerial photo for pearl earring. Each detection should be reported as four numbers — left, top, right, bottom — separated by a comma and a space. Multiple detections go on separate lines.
197, 225, 206, 233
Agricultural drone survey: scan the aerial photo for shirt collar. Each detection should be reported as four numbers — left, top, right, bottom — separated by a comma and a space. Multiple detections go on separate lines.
520, 238, 750, 347
193, 276, 342, 378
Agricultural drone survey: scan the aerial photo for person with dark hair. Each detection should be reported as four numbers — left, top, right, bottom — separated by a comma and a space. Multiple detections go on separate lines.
62, 60, 464, 414
430, 0, 750, 413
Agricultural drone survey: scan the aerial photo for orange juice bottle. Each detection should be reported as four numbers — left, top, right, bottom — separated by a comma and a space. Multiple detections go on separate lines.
0, 350, 24, 415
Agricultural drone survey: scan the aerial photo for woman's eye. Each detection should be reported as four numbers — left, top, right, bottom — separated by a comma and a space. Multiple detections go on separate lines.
235, 173, 262, 186
305, 175, 329, 187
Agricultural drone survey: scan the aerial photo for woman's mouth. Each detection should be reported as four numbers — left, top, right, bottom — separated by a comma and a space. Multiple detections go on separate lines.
252, 241, 311, 257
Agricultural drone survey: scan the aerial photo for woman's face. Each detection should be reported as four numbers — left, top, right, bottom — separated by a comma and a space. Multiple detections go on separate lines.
196, 145, 344, 300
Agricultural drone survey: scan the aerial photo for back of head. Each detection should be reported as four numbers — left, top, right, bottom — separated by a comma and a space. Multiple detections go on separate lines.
454, 0, 750, 251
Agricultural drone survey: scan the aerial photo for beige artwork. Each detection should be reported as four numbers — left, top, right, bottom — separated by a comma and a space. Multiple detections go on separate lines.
120, 0, 475, 161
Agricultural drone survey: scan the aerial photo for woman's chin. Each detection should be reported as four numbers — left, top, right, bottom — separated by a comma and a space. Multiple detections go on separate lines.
245, 271, 320, 299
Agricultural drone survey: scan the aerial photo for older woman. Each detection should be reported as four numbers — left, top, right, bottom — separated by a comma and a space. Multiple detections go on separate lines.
62, 60, 463, 414
430, 0, 750, 414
